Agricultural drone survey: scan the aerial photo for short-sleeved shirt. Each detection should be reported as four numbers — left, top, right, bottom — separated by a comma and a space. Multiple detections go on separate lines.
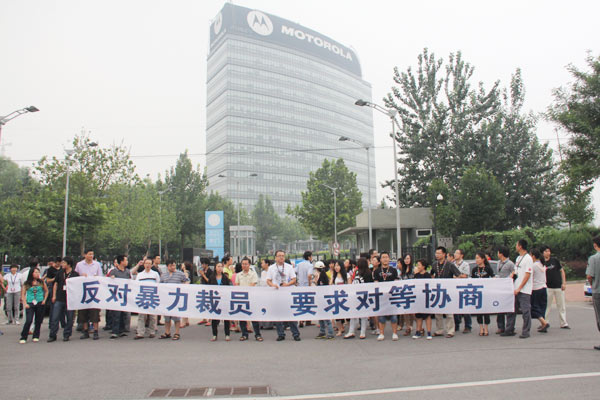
45, 266, 61, 287
199, 267, 214, 284
431, 261, 461, 279
5, 272, 22, 293
497, 259, 515, 279
514, 253, 534, 294
75, 260, 103, 277
136, 269, 160, 283
236, 269, 258, 287
55, 269, 80, 303
454, 260, 470, 276
295, 260, 314, 287
471, 265, 495, 279
532, 261, 547, 290
543, 257, 563, 288
267, 263, 296, 286
585, 252, 600, 294
109, 268, 131, 280
414, 271, 431, 279
373, 266, 398, 282
160, 270, 189, 284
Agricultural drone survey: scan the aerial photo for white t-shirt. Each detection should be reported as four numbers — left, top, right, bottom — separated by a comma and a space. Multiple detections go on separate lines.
259, 270, 269, 287
455, 260, 470, 276
514, 253, 534, 295
5, 272, 22, 293
136, 269, 160, 283
295, 260, 314, 287
532, 260, 547, 290
267, 263, 296, 286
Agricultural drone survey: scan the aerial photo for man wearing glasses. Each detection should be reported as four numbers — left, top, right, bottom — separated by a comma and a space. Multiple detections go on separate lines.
267, 250, 301, 341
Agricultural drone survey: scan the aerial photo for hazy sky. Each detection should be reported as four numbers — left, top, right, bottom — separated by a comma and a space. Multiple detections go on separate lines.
1, 0, 598, 223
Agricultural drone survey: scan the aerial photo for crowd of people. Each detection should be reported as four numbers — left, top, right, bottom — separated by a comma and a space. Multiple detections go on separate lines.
1, 236, 599, 350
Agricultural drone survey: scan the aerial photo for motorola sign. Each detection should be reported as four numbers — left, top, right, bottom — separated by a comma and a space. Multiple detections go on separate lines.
247, 10, 273, 36
209, 3, 361, 77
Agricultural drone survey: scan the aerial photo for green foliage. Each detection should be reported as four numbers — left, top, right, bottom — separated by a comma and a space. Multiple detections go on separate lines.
459, 241, 476, 259
384, 49, 559, 230
291, 158, 363, 242
253, 195, 281, 253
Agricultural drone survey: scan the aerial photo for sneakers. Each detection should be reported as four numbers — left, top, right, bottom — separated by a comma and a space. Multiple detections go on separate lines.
32, 338, 39, 342
392, 333, 399, 341
426, 332, 433, 340
225, 335, 230, 341
15, 320, 20, 325
293, 336, 301, 341
110, 334, 119, 339
119, 333, 128, 337
412, 332, 423, 339
63, 337, 70, 342
47, 337, 57, 343
19, 339, 26, 344
325, 336, 335, 340
80, 331, 90, 340
377, 334, 385, 341
93, 331, 99, 340
315, 333, 326, 339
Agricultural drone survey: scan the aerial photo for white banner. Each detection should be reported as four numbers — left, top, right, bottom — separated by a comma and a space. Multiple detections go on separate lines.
67, 276, 514, 322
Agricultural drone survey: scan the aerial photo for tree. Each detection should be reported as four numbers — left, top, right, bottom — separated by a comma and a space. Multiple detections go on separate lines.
253, 195, 280, 253
548, 53, 599, 224
163, 151, 208, 258
384, 49, 559, 231
291, 159, 362, 241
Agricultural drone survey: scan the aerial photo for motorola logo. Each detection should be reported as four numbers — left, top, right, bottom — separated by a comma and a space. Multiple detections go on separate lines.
247, 10, 273, 36
213, 12, 222, 35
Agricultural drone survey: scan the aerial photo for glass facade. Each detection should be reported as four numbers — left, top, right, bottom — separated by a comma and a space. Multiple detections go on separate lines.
206, 5, 375, 215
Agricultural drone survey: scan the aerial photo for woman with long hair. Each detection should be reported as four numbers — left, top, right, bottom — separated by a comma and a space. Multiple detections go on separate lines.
19, 267, 48, 343
471, 252, 495, 336
331, 260, 349, 336
208, 263, 232, 341
345, 257, 372, 339
531, 248, 550, 333
398, 253, 415, 336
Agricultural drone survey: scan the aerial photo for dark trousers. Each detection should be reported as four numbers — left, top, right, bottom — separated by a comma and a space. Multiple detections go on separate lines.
111, 311, 128, 335
497, 313, 506, 331
212, 319, 230, 337
105, 309, 114, 329
476, 314, 491, 324
454, 314, 472, 329
240, 321, 261, 338
275, 321, 300, 338
506, 293, 532, 336
21, 303, 44, 340
49, 301, 74, 339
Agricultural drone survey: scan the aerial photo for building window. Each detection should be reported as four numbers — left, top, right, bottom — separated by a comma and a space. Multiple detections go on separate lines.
416, 229, 432, 237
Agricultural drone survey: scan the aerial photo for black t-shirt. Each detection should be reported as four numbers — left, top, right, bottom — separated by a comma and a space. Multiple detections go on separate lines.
414, 271, 431, 279
54, 269, 80, 303
45, 266, 61, 287
431, 261, 461, 278
544, 257, 563, 288
471, 265, 495, 279
373, 266, 399, 282
199, 267, 214, 284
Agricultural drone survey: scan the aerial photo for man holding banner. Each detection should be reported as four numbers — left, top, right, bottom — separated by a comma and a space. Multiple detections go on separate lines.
267, 250, 301, 341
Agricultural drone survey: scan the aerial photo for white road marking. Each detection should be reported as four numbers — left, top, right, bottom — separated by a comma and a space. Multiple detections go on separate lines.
166, 372, 600, 400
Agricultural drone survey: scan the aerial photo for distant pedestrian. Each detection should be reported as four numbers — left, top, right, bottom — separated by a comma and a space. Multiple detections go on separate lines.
267, 250, 301, 341
4, 264, 21, 325
345, 257, 371, 339
108, 255, 130, 340
134, 258, 160, 340
453, 249, 472, 334
313, 261, 334, 340
471, 252, 495, 336
431, 246, 464, 338
502, 239, 533, 339
495, 246, 515, 334
412, 259, 433, 340
373, 252, 399, 341
541, 245, 569, 329
159, 260, 189, 341
585, 236, 600, 351
75, 249, 103, 340
330, 260, 349, 337
48, 257, 79, 342
398, 254, 415, 336
19, 267, 48, 344
236, 257, 263, 342
531, 248, 550, 333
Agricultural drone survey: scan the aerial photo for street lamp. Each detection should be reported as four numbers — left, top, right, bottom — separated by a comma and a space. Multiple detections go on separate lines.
355, 99, 402, 258
62, 141, 98, 257
339, 136, 373, 250
432, 193, 443, 258
0, 106, 39, 147
219, 173, 258, 258
321, 183, 337, 254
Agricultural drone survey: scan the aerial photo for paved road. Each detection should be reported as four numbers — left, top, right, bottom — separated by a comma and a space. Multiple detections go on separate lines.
1, 297, 598, 400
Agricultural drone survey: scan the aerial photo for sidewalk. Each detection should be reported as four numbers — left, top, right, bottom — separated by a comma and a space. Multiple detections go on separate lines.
565, 281, 591, 303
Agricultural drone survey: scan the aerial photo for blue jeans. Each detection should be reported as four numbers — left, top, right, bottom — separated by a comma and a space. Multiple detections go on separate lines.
318, 319, 334, 337
275, 321, 300, 338
111, 311, 128, 335
49, 301, 74, 339
454, 314, 472, 330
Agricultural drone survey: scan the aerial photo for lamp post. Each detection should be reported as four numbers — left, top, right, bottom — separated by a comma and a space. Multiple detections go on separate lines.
321, 183, 337, 254
62, 141, 98, 257
432, 193, 443, 259
158, 189, 168, 260
219, 173, 258, 258
355, 99, 402, 258
0, 106, 39, 147
339, 136, 373, 250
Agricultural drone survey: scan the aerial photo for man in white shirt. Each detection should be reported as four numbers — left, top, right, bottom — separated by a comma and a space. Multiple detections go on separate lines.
134, 258, 161, 339
502, 239, 533, 338
75, 250, 103, 340
236, 257, 263, 341
4, 264, 22, 324
453, 249, 472, 334
267, 250, 301, 341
